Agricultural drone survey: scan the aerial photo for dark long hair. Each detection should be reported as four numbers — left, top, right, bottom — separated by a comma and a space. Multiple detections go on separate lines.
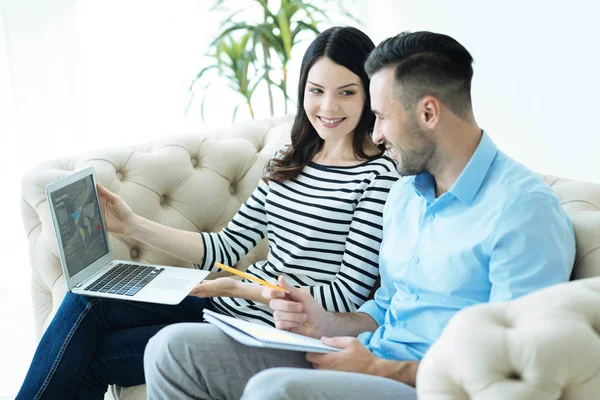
264, 26, 379, 183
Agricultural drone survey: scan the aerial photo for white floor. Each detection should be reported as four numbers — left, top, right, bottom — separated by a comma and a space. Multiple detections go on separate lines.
0, 286, 36, 399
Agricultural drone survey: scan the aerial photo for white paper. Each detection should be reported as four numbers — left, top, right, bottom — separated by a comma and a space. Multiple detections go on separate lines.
203, 309, 340, 353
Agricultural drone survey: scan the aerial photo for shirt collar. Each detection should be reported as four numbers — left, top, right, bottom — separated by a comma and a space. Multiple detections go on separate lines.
412, 131, 498, 205
412, 171, 436, 203
449, 131, 497, 204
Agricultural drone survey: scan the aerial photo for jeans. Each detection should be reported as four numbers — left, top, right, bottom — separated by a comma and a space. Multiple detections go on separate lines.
16, 292, 210, 400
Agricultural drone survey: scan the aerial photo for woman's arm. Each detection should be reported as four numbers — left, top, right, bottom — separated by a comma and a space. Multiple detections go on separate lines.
221, 281, 309, 304
309, 170, 399, 312
98, 175, 271, 272
130, 216, 206, 263
98, 183, 207, 263
197, 179, 271, 271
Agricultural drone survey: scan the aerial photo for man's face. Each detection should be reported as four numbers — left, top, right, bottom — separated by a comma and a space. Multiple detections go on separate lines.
370, 67, 435, 176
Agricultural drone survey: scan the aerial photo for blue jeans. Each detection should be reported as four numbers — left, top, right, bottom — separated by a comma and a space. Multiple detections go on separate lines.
16, 292, 210, 400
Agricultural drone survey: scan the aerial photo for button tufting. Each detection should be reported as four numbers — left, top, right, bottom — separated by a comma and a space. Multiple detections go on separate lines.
130, 248, 138, 258
191, 158, 198, 167
116, 171, 124, 180
159, 195, 166, 204
230, 186, 236, 195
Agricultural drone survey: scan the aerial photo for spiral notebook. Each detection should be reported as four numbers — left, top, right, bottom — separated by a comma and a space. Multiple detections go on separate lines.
203, 309, 340, 353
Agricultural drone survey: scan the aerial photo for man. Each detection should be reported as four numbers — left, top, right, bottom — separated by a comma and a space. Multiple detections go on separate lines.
143, 31, 575, 400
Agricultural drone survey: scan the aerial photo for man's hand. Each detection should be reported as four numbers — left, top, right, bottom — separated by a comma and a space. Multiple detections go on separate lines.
189, 277, 238, 298
307, 337, 378, 374
308, 337, 419, 387
263, 276, 333, 338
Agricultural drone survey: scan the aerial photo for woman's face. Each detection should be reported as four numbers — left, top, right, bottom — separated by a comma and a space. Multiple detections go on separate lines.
303, 57, 366, 143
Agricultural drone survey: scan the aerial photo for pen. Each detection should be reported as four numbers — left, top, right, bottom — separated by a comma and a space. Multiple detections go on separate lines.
215, 262, 288, 292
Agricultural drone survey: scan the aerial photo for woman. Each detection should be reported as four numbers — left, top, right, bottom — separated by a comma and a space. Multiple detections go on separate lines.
17, 26, 398, 399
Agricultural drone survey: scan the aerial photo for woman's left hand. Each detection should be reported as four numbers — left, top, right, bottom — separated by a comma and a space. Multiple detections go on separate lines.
189, 277, 239, 298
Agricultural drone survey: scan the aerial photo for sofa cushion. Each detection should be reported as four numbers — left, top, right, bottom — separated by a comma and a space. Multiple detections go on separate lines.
417, 277, 600, 399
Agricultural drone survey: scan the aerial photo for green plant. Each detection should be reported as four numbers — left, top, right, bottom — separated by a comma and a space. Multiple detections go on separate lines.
189, 31, 260, 121
189, 0, 359, 122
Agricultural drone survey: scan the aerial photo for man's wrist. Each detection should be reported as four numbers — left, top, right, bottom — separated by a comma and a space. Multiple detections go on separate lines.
325, 311, 378, 338
370, 359, 419, 387
321, 311, 338, 337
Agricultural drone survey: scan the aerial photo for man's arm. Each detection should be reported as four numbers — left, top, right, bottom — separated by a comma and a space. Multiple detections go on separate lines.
488, 192, 576, 301
371, 359, 419, 387
308, 336, 419, 387
322, 311, 379, 337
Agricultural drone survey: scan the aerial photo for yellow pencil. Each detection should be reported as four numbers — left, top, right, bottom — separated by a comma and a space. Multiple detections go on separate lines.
215, 262, 287, 292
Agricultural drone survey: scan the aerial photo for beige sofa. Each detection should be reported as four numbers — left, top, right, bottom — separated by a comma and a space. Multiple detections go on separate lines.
20, 115, 600, 399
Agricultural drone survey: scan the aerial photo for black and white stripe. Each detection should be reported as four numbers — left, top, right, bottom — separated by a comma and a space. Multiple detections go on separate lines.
196, 148, 399, 326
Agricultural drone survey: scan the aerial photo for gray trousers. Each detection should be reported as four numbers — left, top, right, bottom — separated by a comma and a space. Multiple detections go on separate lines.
143, 323, 417, 400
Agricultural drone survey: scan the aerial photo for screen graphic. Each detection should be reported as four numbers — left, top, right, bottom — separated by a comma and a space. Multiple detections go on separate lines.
50, 175, 109, 277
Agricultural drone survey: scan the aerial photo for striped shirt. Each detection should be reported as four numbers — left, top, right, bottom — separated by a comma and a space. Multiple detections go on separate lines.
196, 148, 399, 326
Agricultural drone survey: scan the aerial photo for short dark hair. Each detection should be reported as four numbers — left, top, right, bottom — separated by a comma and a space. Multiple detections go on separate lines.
265, 26, 378, 183
365, 31, 474, 119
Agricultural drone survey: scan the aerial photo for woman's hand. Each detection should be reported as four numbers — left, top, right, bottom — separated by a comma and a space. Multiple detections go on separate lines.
189, 277, 239, 298
97, 183, 137, 236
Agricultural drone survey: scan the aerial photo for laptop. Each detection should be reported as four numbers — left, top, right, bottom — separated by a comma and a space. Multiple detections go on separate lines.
46, 166, 210, 305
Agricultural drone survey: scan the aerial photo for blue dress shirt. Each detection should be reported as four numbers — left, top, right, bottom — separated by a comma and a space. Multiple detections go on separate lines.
357, 132, 576, 361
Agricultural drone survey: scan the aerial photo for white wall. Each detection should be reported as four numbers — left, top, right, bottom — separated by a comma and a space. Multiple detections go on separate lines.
361, 0, 600, 184
0, 0, 357, 292
0, 0, 227, 291
3, 0, 599, 287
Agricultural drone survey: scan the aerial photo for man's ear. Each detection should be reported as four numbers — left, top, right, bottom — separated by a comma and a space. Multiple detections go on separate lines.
418, 96, 441, 129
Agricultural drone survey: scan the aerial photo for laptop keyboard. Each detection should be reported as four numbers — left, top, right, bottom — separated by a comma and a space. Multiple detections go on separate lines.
84, 263, 165, 296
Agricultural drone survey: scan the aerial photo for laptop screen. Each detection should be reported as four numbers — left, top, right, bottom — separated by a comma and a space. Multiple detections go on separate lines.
49, 174, 110, 277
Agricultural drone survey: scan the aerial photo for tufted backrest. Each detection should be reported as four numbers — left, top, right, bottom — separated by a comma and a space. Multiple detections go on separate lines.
21, 118, 600, 350
417, 175, 600, 399
539, 175, 600, 280
21, 115, 294, 337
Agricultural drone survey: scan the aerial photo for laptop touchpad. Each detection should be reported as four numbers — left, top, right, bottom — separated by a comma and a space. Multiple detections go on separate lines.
152, 278, 190, 290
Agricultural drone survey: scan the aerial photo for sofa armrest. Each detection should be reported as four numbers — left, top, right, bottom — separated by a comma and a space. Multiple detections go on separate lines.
416, 277, 600, 400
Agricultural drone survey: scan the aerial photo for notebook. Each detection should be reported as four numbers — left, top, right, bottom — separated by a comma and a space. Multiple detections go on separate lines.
46, 166, 209, 305
203, 309, 341, 353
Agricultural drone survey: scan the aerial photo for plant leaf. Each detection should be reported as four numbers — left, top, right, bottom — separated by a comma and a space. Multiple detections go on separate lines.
232, 103, 241, 122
